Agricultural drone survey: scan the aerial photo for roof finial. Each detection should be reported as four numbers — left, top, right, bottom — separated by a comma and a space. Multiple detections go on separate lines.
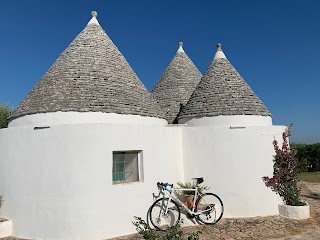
217, 43, 222, 51
213, 42, 226, 60
177, 41, 185, 53
91, 11, 98, 18
88, 10, 100, 26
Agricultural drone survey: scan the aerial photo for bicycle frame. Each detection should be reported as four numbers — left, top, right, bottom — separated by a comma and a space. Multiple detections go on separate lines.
163, 186, 212, 216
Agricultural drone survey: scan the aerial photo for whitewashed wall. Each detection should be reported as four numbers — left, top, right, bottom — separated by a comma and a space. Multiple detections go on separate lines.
0, 123, 182, 240
182, 125, 285, 217
179, 115, 273, 126
9, 112, 168, 127
0, 122, 286, 239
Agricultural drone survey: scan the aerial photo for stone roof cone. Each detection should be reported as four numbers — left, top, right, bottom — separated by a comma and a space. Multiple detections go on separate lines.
9, 11, 165, 121
179, 43, 271, 120
151, 42, 202, 123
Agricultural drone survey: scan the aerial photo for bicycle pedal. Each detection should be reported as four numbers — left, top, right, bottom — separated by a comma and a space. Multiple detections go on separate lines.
187, 213, 195, 219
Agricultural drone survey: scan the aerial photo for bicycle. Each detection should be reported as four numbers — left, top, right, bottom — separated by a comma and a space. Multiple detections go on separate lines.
149, 177, 224, 231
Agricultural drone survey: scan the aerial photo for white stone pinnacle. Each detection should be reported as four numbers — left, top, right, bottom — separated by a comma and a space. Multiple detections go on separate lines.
87, 10, 100, 26
177, 42, 185, 53
91, 11, 98, 18
213, 43, 227, 60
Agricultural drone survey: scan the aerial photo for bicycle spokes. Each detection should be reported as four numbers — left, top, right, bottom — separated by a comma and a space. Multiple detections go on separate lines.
149, 198, 181, 231
195, 193, 223, 225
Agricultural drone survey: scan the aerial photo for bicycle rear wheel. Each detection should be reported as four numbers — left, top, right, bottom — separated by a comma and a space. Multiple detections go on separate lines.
149, 197, 181, 231
195, 193, 223, 224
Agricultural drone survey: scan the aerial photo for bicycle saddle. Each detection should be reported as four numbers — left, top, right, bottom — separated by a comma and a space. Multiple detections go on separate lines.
192, 177, 204, 185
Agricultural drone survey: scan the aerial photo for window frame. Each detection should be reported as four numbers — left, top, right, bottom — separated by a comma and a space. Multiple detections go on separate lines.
112, 150, 143, 185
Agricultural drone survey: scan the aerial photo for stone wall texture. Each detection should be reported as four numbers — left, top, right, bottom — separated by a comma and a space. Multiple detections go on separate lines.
180, 58, 271, 119
151, 51, 202, 123
10, 23, 165, 121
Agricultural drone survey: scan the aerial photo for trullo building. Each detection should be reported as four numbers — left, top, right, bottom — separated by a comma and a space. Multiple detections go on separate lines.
0, 11, 285, 240
151, 42, 202, 123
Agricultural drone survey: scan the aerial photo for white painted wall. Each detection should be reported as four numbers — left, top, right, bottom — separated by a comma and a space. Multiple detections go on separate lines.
9, 112, 168, 128
179, 115, 272, 126
182, 125, 285, 217
0, 121, 286, 239
0, 123, 182, 240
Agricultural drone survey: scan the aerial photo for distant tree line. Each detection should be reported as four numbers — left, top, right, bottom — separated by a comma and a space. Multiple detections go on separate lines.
291, 143, 320, 172
0, 103, 12, 128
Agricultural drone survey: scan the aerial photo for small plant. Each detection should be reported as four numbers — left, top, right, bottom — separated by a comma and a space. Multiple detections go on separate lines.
132, 216, 202, 240
262, 125, 306, 206
0, 103, 12, 129
133, 216, 158, 239
176, 181, 209, 196
0, 195, 3, 209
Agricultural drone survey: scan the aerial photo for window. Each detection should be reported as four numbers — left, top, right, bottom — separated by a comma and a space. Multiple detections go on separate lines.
112, 150, 143, 184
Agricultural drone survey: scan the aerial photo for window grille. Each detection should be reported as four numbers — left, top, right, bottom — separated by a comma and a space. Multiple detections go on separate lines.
112, 151, 142, 184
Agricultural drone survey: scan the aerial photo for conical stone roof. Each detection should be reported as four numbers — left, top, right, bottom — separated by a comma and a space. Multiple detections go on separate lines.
179, 44, 271, 119
9, 11, 165, 121
151, 42, 202, 123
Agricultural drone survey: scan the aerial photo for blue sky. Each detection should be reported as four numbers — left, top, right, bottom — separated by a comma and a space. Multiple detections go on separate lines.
0, 0, 319, 143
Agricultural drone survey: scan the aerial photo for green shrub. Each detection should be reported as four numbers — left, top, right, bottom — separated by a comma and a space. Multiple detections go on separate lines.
0, 103, 12, 128
292, 143, 320, 172
132, 216, 202, 240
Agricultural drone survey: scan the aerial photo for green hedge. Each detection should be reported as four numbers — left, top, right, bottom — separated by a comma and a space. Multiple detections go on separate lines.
291, 143, 320, 172
0, 103, 12, 128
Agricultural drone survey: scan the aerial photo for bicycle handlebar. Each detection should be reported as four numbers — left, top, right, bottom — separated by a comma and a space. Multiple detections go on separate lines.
157, 182, 173, 191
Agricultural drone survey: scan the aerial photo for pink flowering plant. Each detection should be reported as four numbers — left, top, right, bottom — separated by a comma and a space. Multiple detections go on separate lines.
262, 125, 305, 206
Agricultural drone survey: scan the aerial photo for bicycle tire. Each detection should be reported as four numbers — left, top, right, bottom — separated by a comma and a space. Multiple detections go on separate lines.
149, 197, 181, 231
195, 193, 224, 224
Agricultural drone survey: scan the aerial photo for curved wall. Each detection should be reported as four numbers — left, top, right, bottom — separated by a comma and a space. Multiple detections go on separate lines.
0, 120, 286, 239
179, 115, 272, 126
0, 123, 182, 240
181, 125, 285, 217
8, 112, 167, 127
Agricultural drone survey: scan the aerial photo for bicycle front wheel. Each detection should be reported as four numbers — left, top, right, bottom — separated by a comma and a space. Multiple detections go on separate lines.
149, 197, 181, 231
195, 193, 224, 224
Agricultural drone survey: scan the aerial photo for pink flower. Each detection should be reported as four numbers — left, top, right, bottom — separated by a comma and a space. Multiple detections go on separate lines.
262, 126, 301, 205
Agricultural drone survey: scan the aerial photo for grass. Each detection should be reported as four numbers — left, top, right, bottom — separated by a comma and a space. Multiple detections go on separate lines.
297, 171, 320, 183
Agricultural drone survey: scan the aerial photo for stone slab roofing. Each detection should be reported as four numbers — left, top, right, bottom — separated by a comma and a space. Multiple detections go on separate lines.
151, 42, 202, 123
9, 12, 165, 121
179, 44, 271, 119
